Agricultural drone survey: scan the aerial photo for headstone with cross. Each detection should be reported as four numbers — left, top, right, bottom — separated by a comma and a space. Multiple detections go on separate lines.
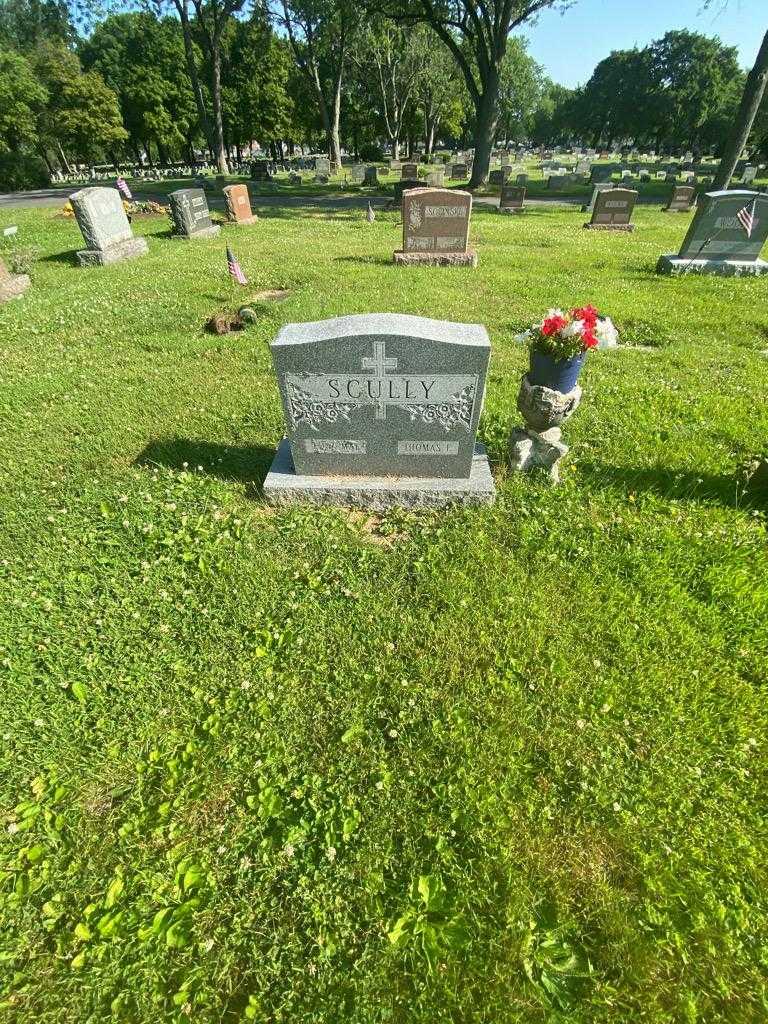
264, 313, 495, 508
169, 188, 221, 239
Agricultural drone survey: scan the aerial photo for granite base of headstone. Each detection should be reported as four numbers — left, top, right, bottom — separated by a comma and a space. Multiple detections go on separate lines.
0, 258, 31, 301
263, 313, 496, 509
509, 374, 582, 484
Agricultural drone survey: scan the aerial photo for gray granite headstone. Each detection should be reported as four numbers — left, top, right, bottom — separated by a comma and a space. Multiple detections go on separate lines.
395, 187, 476, 266
264, 314, 495, 507
664, 185, 695, 212
351, 164, 365, 183
364, 166, 379, 185
169, 188, 221, 239
450, 163, 468, 180
69, 187, 148, 266
499, 184, 525, 212
315, 156, 331, 176
584, 188, 637, 231
401, 163, 418, 179
657, 189, 768, 275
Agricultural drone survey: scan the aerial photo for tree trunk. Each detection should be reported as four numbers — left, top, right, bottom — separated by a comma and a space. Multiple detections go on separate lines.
177, 0, 215, 156
329, 71, 343, 169
56, 142, 72, 176
714, 28, 768, 190
470, 80, 499, 188
210, 41, 230, 174
393, 138, 400, 160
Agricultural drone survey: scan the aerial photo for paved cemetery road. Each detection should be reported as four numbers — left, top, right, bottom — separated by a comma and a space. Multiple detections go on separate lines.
1, 187, 670, 213
0, 187, 580, 212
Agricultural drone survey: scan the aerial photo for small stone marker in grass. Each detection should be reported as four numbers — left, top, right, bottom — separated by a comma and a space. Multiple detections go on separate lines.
499, 183, 525, 213
0, 256, 30, 301
168, 188, 221, 240
264, 313, 495, 509
663, 185, 695, 213
583, 188, 637, 232
70, 187, 149, 266
223, 184, 257, 225
395, 187, 477, 267
351, 164, 365, 183
657, 189, 768, 276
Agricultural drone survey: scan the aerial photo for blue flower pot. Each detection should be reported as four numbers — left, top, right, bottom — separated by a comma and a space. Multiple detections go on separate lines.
529, 349, 586, 393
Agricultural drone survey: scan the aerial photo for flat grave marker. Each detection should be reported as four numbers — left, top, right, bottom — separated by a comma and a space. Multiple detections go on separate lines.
0, 256, 31, 301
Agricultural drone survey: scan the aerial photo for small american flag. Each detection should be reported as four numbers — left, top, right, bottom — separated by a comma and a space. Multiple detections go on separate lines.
736, 197, 756, 238
116, 176, 132, 200
227, 247, 247, 285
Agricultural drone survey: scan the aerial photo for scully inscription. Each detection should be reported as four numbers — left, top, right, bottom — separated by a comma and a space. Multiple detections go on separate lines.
285, 340, 477, 430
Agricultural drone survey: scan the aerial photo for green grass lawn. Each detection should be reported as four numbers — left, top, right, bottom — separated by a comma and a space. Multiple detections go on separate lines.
1, 202, 767, 1023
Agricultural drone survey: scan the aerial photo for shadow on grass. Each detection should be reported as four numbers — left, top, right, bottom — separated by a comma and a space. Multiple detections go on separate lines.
577, 461, 739, 505
137, 438, 276, 498
333, 255, 394, 267
40, 249, 79, 266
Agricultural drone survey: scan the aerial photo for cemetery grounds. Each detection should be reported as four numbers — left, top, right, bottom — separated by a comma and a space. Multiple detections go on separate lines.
0, 196, 767, 1023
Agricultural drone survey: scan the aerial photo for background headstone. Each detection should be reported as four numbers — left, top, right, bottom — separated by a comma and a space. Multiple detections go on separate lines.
395, 187, 476, 266
401, 163, 419, 179
69, 187, 149, 266
169, 188, 221, 239
499, 184, 525, 212
584, 188, 638, 231
664, 185, 695, 213
223, 183, 257, 225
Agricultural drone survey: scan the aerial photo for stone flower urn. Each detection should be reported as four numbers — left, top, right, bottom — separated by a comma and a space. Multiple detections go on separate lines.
509, 373, 582, 483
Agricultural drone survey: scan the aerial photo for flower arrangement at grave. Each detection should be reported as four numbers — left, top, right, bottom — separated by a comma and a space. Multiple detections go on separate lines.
509, 305, 617, 484
515, 306, 618, 362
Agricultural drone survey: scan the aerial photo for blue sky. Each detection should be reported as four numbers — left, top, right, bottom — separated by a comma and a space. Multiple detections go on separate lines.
518, 0, 765, 87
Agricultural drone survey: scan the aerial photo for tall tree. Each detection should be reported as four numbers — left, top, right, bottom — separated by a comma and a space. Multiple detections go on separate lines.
274, 0, 358, 167
0, 47, 48, 151
0, 0, 73, 51
415, 30, 465, 157
34, 40, 127, 168
373, 0, 568, 186
713, 29, 768, 188
353, 18, 427, 159
81, 12, 199, 164
220, 16, 294, 159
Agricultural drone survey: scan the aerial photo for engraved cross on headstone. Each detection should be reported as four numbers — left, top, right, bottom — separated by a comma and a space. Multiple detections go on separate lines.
361, 341, 397, 420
